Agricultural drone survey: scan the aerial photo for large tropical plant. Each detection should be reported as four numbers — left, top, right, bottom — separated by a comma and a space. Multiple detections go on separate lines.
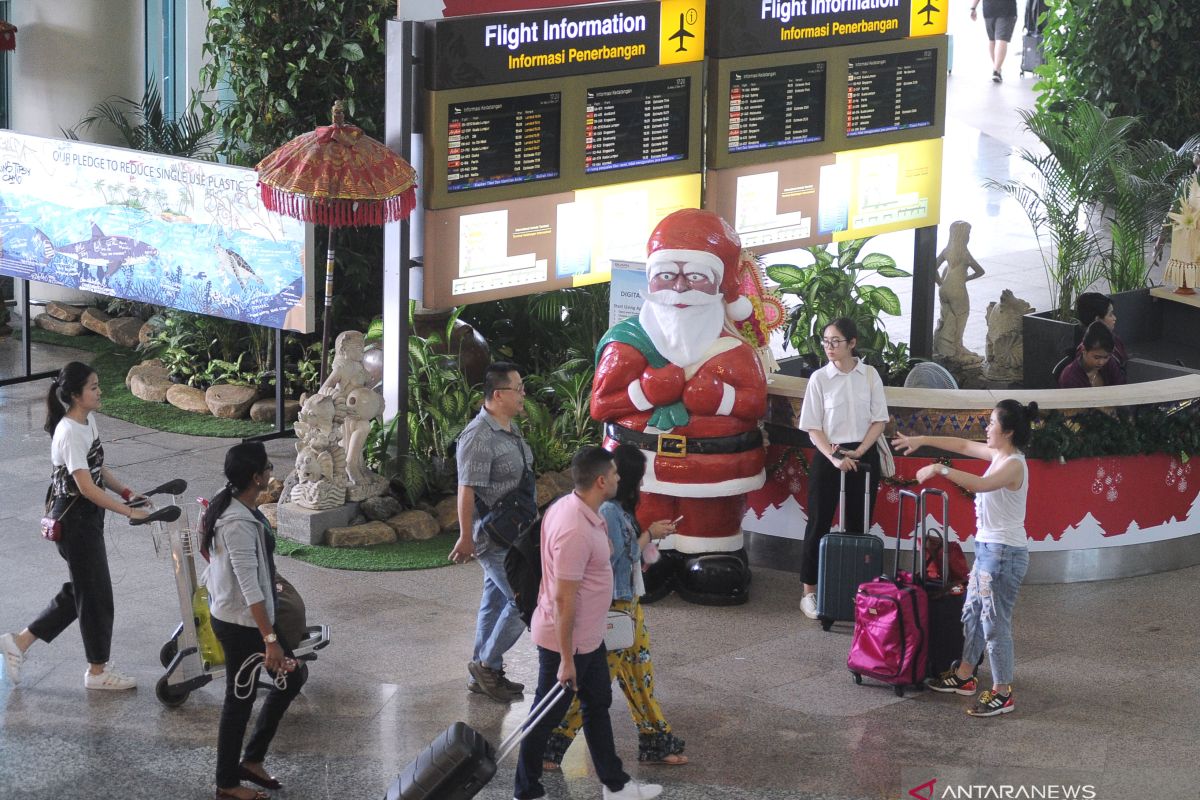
986, 103, 1134, 320
62, 79, 216, 159
767, 238, 909, 365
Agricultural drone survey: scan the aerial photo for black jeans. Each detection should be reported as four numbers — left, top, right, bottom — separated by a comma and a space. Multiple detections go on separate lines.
211, 616, 306, 790
514, 644, 630, 800
800, 442, 881, 586
28, 500, 114, 664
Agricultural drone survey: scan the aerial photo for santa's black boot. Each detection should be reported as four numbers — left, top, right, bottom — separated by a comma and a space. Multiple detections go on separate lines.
675, 548, 752, 606
639, 549, 684, 604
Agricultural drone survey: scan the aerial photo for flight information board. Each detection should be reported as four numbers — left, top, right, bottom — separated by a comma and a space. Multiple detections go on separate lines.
447, 92, 562, 192
728, 62, 827, 154
845, 48, 937, 138
584, 76, 690, 174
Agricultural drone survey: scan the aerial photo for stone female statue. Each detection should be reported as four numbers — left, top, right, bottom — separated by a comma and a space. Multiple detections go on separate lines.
933, 220, 986, 365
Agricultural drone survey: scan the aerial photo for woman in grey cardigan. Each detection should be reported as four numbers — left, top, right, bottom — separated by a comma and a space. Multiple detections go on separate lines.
202, 442, 305, 800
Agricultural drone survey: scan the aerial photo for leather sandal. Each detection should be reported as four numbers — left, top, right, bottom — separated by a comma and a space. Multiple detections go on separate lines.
215, 788, 269, 800
645, 753, 688, 766
239, 764, 283, 790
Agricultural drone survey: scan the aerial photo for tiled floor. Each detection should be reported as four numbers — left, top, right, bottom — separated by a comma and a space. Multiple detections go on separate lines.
3, 13, 1195, 800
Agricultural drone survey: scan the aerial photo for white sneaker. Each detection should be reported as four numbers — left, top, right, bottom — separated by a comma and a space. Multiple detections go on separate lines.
1, 632, 25, 685
84, 664, 137, 691
800, 592, 819, 620
603, 780, 663, 800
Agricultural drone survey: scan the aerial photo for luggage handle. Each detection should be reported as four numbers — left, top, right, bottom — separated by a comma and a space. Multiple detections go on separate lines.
837, 461, 872, 536
494, 681, 568, 762
918, 488, 950, 589
893, 489, 920, 578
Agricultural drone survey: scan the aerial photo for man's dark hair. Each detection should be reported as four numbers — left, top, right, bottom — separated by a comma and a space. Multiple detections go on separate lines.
483, 361, 521, 401
570, 446, 615, 490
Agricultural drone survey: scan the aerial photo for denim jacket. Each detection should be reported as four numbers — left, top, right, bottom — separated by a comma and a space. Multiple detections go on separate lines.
599, 500, 641, 601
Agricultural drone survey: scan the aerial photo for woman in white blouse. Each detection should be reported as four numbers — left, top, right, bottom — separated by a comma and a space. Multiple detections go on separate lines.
796, 318, 890, 619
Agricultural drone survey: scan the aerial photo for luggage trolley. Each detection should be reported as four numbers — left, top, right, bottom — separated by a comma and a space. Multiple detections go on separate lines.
153, 481, 330, 708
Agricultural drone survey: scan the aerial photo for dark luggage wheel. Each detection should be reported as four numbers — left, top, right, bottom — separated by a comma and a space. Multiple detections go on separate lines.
159, 636, 178, 668
820, 616, 833, 632
852, 673, 862, 685
156, 675, 189, 708
894, 685, 905, 697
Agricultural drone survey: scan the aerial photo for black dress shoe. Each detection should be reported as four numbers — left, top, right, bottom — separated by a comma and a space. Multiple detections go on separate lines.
239, 764, 282, 790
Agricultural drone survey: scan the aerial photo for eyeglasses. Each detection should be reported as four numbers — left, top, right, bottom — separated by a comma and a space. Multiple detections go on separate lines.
497, 384, 526, 394
820, 338, 847, 348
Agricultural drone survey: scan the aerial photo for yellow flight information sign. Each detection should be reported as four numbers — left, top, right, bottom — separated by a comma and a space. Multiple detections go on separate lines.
909, 0, 949, 37
822, 137, 942, 240
658, 0, 705, 65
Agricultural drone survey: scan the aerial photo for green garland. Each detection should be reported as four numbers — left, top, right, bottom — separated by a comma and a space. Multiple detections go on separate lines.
1027, 402, 1199, 462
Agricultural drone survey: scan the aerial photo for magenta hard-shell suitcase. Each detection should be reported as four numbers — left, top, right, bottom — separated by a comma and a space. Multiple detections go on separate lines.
847, 489, 929, 696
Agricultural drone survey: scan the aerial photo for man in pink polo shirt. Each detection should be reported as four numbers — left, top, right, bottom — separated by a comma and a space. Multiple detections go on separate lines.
514, 446, 663, 800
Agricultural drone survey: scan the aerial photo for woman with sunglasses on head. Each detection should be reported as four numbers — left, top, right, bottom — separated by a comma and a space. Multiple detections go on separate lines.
0, 361, 148, 690
202, 442, 305, 800
796, 318, 890, 620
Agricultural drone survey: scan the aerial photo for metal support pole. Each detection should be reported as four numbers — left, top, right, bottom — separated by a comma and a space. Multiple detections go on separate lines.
242, 326, 294, 443
909, 225, 939, 360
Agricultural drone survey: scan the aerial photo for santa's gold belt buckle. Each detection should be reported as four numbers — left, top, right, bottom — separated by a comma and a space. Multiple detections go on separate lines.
656, 433, 687, 458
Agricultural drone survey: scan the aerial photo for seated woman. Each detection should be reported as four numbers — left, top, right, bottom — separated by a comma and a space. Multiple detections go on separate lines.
1059, 321, 1126, 389
1076, 292, 1127, 380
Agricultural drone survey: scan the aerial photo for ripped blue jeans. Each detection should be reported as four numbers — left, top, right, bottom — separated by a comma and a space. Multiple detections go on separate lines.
961, 542, 1029, 686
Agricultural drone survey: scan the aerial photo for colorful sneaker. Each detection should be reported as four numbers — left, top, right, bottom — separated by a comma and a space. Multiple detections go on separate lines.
800, 593, 819, 620
967, 689, 1014, 717
1, 632, 25, 685
926, 666, 978, 695
84, 664, 137, 691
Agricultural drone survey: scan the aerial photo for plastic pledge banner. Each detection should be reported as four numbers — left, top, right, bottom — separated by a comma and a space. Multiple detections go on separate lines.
0, 132, 314, 332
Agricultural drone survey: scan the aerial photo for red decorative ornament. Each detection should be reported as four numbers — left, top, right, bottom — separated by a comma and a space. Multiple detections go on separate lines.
0, 21, 17, 52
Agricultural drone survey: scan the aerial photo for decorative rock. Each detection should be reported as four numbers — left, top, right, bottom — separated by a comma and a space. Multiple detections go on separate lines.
349, 513, 367, 526
138, 322, 155, 346
435, 496, 459, 534
45, 301, 83, 322
548, 470, 575, 497
107, 317, 144, 349
262, 478, 284, 504
258, 502, 278, 529
130, 369, 173, 403
126, 360, 169, 389
326, 521, 396, 548
386, 510, 440, 541
361, 494, 402, 521
35, 313, 86, 336
166, 383, 210, 414
80, 307, 112, 337
205, 384, 258, 419
536, 473, 560, 508
249, 398, 301, 424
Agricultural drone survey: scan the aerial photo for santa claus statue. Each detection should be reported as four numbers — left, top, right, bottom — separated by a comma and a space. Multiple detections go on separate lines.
592, 209, 774, 605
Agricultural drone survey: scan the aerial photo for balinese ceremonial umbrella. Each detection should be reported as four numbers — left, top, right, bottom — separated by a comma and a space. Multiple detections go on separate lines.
255, 100, 417, 381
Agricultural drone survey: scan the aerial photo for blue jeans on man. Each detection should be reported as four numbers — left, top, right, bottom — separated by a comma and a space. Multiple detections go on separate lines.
472, 543, 526, 671
514, 644, 630, 800
962, 542, 1029, 685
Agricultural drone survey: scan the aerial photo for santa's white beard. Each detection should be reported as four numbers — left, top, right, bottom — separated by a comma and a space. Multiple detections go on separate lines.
640, 290, 726, 368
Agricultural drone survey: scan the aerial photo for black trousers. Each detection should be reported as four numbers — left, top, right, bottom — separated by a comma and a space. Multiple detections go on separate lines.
28, 500, 114, 665
800, 442, 881, 586
514, 644, 630, 800
211, 615, 307, 790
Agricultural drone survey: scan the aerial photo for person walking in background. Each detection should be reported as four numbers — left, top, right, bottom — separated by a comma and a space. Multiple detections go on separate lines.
543, 445, 687, 771
0, 362, 147, 690
797, 318, 890, 620
970, 0, 1018, 82
514, 446, 663, 800
893, 399, 1038, 717
1058, 321, 1125, 389
449, 362, 534, 702
203, 442, 305, 800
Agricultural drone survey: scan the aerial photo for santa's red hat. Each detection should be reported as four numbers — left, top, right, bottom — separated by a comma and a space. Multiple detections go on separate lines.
646, 209, 754, 321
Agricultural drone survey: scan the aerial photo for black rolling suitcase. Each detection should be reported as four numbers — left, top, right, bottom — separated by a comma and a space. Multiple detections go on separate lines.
918, 489, 967, 678
385, 682, 566, 800
817, 464, 884, 631
1020, 0, 1047, 76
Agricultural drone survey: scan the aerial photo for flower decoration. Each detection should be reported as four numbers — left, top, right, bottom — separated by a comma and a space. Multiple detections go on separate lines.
1165, 175, 1200, 294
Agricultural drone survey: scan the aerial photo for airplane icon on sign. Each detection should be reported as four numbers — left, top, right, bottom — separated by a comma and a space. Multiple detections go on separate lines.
918, 0, 940, 24
668, 13, 694, 52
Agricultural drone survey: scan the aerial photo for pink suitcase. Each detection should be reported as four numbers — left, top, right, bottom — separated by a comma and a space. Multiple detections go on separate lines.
847, 489, 929, 696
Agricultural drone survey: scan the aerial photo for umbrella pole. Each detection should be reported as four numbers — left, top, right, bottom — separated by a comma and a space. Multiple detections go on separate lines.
320, 227, 337, 384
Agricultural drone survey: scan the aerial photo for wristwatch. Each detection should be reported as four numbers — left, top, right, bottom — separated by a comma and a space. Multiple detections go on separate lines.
263, 632, 278, 644
939, 465, 950, 477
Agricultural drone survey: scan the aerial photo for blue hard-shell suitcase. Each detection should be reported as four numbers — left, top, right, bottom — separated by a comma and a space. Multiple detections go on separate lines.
816, 465, 884, 632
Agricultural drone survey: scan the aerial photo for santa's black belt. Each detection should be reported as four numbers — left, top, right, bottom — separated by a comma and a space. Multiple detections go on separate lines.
605, 423, 763, 459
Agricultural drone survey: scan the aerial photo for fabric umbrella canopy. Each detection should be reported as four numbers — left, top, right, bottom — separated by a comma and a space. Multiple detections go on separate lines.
256, 100, 417, 380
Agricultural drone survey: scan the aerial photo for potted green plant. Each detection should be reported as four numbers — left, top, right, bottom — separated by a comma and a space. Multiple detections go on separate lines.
766, 237, 909, 377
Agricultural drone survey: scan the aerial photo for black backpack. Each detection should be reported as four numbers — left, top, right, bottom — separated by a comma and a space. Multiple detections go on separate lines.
504, 512, 544, 628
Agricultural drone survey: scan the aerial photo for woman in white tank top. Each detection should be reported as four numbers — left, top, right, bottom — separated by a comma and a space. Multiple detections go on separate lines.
892, 399, 1038, 718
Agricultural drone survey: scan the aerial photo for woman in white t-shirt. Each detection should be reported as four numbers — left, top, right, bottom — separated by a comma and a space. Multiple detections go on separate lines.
0, 362, 147, 691
797, 318, 890, 620
892, 399, 1039, 717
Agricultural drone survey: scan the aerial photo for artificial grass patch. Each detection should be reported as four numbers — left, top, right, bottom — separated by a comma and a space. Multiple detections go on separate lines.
30, 328, 274, 438
274, 533, 457, 571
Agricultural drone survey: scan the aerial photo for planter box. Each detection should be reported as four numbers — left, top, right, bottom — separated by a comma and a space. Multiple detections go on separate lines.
1022, 310, 1077, 388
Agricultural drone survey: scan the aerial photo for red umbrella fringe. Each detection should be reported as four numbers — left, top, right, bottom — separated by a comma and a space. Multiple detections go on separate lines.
259, 185, 416, 227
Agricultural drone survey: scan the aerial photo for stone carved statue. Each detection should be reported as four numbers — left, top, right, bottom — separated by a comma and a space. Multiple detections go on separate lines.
984, 289, 1034, 382
316, 330, 388, 502
933, 221, 985, 365
286, 393, 347, 510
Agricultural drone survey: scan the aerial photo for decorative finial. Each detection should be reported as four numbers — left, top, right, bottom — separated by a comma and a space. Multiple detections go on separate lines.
332, 100, 345, 126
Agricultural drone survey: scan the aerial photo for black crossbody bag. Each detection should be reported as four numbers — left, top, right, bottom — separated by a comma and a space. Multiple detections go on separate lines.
473, 447, 538, 548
